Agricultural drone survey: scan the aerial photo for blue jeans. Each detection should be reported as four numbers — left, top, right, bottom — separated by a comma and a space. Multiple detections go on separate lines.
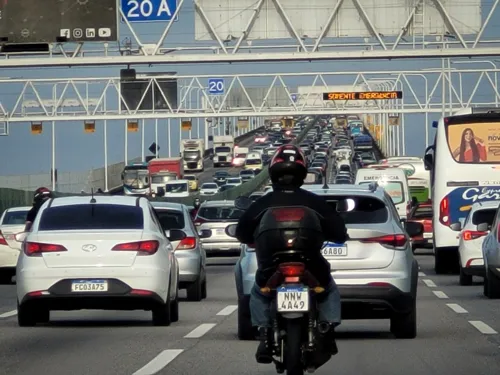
249, 279, 341, 328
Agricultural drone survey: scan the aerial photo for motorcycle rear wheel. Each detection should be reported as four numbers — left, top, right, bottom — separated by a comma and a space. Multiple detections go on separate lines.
285, 319, 304, 375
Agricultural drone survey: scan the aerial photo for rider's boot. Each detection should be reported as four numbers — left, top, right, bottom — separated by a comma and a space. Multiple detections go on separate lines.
255, 327, 273, 364
325, 325, 338, 356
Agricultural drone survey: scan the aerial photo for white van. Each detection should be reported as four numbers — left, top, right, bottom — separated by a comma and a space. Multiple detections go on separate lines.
355, 168, 411, 219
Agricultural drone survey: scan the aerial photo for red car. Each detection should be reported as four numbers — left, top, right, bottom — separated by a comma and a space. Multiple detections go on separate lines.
407, 201, 433, 252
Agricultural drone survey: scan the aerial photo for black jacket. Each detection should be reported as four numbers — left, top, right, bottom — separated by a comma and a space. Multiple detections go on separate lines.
25, 201, 44, 224
235, 186, 348, 287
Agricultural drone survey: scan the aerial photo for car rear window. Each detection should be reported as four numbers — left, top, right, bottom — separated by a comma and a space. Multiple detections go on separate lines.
412, 205, 432, 218
1, 210, 29, 225
197, 206, 244, 221
38, 204, 144, 231
326, 196, 388, 224
472, 208, 497, 226
156, 210, 185, 230
202, 183, 218, 189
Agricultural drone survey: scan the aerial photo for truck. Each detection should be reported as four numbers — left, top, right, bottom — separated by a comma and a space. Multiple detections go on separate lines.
180, 139, 205, 172
121, 162, 150, 196
148, 158, 184, 195
213, 135, 234, 167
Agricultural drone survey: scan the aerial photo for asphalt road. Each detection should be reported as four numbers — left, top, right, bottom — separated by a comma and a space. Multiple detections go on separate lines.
0, 253, 499, 375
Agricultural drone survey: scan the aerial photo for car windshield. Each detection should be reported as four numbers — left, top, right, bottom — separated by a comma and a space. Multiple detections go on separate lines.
183, 150, 200, 159
227, 178, 241, 184
166, 183, 188, 193
472, 208, 497, 226
202, 183, 218, 189
215, 172, 229, 177
215, 146, 231, 153
197, 206, 244, 221
326, 196, 388, 224
411, 205, 432, 219
1, 210, 29, 225
245, 159, 261, 165
39, 204, 143, 231
155, 210, 185, 230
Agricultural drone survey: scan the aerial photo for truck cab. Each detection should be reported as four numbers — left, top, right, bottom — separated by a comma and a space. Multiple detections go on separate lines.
213, 135, 234, 167
181, 139, 205, 172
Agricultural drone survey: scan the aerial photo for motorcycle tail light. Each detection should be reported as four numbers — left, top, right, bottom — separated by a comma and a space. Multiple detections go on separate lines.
279, 262, 305, 277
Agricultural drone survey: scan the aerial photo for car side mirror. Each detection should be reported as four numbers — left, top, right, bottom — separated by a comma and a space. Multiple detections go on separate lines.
476, 222, 490, 232
225, 224, 237, 237
404, 221, 424, 237
450, 222, 462, 232
15, 232, 28, 242
198, 229, 212, 239
165, 229, 186, 242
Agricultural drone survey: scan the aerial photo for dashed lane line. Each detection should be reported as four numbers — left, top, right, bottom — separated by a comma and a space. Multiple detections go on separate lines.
446, 303, 468, 314
184, 323, 217, 338
0, 310, 17, 319
469, 321, 498, 335
418, 272, 426, 277
132, 349, 184, 375
422, 279, 436, 287
216, 305, 238, 316
432, 291, 449, 299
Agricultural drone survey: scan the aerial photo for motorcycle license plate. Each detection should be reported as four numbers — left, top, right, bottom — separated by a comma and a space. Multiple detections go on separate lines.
277, 286, 309, 312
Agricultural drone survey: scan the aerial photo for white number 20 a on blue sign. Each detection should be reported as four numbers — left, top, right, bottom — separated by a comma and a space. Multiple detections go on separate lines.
121, 0, 179, 22
208, 79, 225, 95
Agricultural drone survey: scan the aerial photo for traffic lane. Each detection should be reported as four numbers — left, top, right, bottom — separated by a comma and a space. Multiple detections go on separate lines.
0, 285, 16, 315
415, 249, 500, 336
0, 265, 238, 375
157, 267, 500, 375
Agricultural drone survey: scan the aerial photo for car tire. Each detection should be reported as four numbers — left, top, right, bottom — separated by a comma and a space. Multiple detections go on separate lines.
187, 276, 203, 302
483, 276, 489, 297
17, 301, 37, 327
459, 265, 473, 286
390, 300, 417, 339
152, 296, 172, 326
486, 268, 500, 299
201, 277, 207, 299
170, 289, 179, 323
237, 297, 255, 340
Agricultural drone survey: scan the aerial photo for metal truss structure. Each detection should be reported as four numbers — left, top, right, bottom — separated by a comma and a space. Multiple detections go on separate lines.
1, 65, 499, 126
0, 0, 499, 68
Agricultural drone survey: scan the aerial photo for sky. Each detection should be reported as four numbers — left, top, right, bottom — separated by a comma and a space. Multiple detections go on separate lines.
0, 0, 499, 176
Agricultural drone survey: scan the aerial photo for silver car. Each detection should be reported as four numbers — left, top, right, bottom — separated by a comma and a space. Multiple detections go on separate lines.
194, 200, 244, 256
234, 183, 422, 340
151, 202, 208, 301
479, 204, 500, 298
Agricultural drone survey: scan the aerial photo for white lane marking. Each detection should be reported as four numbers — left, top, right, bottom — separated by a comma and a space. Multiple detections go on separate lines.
418, 272, 426, 277
433, 291, 449, 299
184, 323, 217, 338
446, 303, 468, 314
469, 321, 498, 335
216, 305, 238, 316
0, 310, 17, 319
132, 349, 184, 375
422, 279, 436, 287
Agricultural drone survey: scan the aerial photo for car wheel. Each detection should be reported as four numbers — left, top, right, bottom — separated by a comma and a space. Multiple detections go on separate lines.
170, 288, 179, 323
17, 301, 37, 327
486, 268, 500, 299
237, 297, 255, 340
483, 276, 489, 297
187, 273, 203, 302
390, 300, 417, 339
152, 295, 172, 326
459, 265, 473, 286
201, 277, 207, 299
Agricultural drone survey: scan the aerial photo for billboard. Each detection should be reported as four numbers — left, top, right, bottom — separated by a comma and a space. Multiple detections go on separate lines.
121, 79, 178, 111
0, 0, 118, 43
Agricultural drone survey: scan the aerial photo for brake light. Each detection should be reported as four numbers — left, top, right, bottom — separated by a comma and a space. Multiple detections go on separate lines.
462, 230, 487, 241
176, 237, 196, 250
24, 242, 68, 256
439, 197, 450, 225
0, 231, 7, 246
272, 208, 305, 222
112, 240, 159, 255
367, 282, 392, 287
279, 262, 306, 277
360, 234, 407, 248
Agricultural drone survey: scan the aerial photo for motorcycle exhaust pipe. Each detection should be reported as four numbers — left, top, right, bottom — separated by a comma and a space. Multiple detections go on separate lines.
317, 322, 331, 334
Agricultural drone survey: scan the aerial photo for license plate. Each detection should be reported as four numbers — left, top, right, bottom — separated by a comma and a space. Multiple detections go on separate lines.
321, 243, 348, 257
277, 286, 309, 312
423, 233, 432, 239
216, 229, 225, 235
71, 280, 108, 292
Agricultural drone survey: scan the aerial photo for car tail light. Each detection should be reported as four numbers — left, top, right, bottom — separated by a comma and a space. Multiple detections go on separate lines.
366, 282, 392, 288
439, 197, 450, 226
0, 231, 7, 246
497, 224, 500, 242
360, 234, 407, 248
462, 230, 487, 241
130, 289, 154, 296
194, 217, 207, 226
24, 242, 68, 256
176, 237, 196, 250
279, 262, 305, 277
271, 208, 305, 222
112, 240, 159, 255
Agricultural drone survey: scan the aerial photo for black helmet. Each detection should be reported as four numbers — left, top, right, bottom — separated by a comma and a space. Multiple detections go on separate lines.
194, 198, 201, 209
34, 187, 53, 204
269, 144, 307, 187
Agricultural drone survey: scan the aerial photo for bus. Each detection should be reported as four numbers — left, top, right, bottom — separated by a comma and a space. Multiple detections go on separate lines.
424, 107, 500, 274
121, 162, 150, 195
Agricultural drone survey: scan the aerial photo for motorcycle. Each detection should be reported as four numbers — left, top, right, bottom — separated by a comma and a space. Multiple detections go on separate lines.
226, 196, 347, 375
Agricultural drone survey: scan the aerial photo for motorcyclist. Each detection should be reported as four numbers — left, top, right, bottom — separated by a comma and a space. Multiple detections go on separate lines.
24, 187, 54, 232
235, 144, 348, 364
191, 198, 201, 219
